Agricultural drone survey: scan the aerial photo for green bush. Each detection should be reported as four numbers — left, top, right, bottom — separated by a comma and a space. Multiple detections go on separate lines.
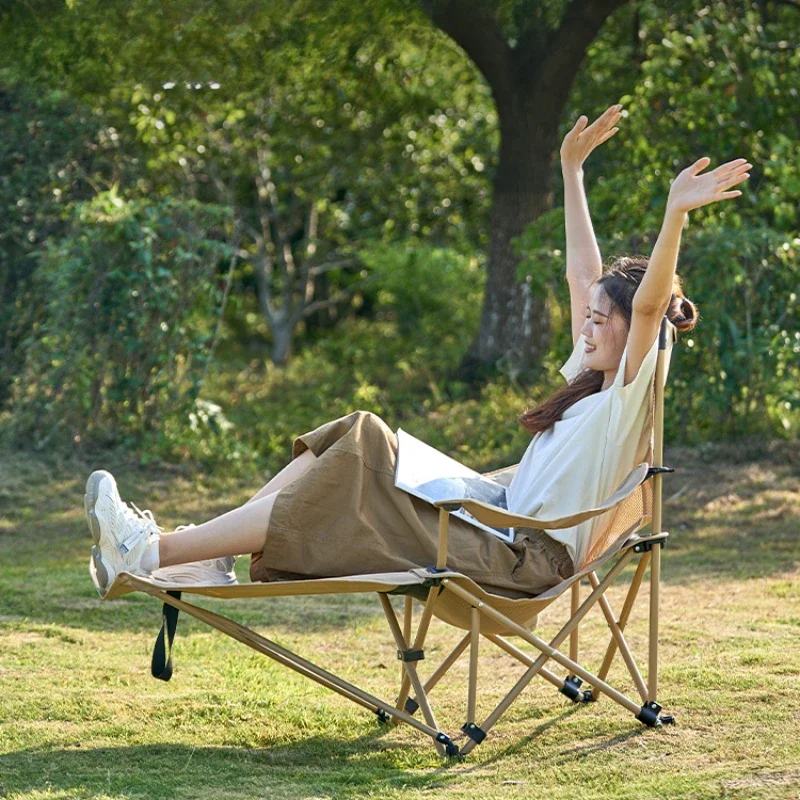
6, 191, 241, 460
0, 79, 120, 405
358, 242, 485, 340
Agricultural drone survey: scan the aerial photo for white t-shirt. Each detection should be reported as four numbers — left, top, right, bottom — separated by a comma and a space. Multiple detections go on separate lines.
506, 321, 675, 568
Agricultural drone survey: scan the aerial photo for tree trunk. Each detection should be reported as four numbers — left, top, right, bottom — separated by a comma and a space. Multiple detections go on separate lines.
271, 318, 293, 366
461, 97, 557, 380
424, 0, 630, 380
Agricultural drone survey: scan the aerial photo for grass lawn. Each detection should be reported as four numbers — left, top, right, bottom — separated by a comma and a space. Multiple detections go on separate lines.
1, 441, 799, 799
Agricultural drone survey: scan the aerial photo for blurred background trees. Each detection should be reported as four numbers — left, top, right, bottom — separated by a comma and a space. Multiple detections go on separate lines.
0, 0, 797, 467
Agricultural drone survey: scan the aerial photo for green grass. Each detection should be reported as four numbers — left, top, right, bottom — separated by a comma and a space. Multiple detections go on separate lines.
1, 441, 799, 799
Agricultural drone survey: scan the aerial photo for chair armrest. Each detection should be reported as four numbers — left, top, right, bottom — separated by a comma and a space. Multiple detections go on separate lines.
433, 462, 650, 531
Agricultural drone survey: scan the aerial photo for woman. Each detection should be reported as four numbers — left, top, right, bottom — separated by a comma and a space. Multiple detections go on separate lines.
84, 105, 750, 599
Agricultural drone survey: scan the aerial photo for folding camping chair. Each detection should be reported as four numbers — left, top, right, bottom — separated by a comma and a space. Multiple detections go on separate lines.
101, 319, 677, 757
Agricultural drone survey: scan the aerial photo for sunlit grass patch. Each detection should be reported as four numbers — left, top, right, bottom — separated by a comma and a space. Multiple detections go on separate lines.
1, 443, 799, 799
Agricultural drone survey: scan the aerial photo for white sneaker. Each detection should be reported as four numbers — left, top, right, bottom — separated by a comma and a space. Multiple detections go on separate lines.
150, 525, 238, 586
84, 470, 161, 596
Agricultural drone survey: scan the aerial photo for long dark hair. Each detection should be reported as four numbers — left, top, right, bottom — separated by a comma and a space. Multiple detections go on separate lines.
518, 256, 698, 437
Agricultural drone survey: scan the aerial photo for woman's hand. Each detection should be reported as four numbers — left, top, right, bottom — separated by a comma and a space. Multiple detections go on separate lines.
666, 156, 752, 214
560, 104, 623, 170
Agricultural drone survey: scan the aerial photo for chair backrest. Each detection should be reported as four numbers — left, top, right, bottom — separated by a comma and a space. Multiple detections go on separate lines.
583, 317, 676, 563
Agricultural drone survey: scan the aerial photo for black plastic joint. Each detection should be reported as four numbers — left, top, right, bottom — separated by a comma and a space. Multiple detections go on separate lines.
580, 689, 597, 703
397, 648, 425, 662
559, 675, 584, 702
636, 700, 663, 727
633, 539, 666, 553
646, 465, 675, 478
461, 722, 487, 744
436, 732, 461, 757
376, 708, 392, 724
405, 697, 419, 715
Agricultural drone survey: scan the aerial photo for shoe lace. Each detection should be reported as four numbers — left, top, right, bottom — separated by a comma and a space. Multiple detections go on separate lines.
121, 501, 163, 538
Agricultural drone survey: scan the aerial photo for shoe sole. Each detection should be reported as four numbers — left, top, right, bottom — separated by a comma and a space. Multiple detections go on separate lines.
84, 471, 113, 592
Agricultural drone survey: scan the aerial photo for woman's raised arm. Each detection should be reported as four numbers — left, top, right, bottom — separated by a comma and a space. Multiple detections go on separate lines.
560, 104, 623, 346
622, 155, 752, 386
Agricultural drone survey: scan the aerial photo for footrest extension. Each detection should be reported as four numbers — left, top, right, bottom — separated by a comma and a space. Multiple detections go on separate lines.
461, 722, 486, 744
559, 675, 584, 702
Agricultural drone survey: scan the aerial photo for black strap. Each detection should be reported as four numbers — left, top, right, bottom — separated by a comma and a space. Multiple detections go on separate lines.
151, 591, 182, 682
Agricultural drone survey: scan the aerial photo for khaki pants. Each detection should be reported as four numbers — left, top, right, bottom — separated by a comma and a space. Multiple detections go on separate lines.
250, 411, 574, 599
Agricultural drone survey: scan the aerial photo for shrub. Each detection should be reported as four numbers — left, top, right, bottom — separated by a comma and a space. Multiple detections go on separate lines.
6, 191, 237, 458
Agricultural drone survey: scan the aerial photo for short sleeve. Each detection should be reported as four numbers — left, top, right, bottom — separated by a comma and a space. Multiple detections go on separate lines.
559, 334, 587, 383
609, 319, 676, 442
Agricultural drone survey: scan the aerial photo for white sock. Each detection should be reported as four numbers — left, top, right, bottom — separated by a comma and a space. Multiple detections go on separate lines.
140, 535, 161, 573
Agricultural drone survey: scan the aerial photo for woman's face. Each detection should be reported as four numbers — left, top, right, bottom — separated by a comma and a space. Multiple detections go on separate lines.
580, 285, 629, 376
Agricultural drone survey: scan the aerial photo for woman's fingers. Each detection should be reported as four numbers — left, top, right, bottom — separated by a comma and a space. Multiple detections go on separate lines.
688, 156, 712, 175
717, 157, 750, 170
592, 105, 622, 129
716, 166, 751, 190
716, 167, 752, 182
571, 115, 589, 134
577, 104, 622, 137
719, 173, 750, 190
597, 127, 619, 144
562, 104, 623, 165
715, 160, 752, 175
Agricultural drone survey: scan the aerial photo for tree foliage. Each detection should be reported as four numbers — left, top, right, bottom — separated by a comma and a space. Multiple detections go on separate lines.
8, 192, 235, 456
0, 0, 798, 460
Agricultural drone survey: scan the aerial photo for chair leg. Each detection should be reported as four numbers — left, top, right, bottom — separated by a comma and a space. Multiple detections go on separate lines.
587, 571, 648, 702
563, 581, 583, 699
399, 595, 413, 690
445, 554, 650, 754
467, 607, 479, 724
149, 588, 453, 750
404, 633, 471, 715
379, 593, 455, 757
392, 585, 440, 718
486, 633, 577, 693
569, 581, 580, 663
649, 543, 660, 702
588, 553, 650, 701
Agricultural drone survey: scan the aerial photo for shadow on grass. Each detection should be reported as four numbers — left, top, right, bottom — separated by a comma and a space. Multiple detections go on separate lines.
0, 708, 651, 797
0, 735, 462, 799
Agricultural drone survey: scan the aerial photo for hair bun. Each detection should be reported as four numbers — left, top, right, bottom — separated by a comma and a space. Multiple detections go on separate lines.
670, 295, 698, 333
